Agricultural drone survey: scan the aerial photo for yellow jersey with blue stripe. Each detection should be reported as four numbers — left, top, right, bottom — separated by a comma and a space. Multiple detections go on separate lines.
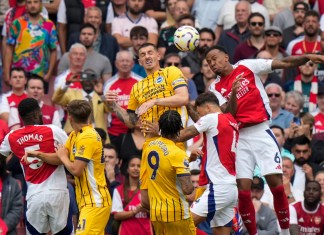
65, 125, 111, 209
141, 137, 191, 222
127, 66, 188, 125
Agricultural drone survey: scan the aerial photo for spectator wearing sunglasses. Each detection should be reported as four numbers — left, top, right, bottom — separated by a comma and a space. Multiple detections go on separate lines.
265, 83, 294, 129
233, 12, 265, 63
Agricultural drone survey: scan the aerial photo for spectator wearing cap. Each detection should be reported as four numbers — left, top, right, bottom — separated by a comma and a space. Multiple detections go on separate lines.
273, 0, 309, 31
217, 0, 251, 64
243, 176, 279, 235
286, 10, 321, 56
282, 2, 308, 49
311, 86, 324, 133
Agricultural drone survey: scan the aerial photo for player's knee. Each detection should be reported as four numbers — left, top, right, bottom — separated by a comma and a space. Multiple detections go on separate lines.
236, 178, 252, 191
265, 173, 283, 187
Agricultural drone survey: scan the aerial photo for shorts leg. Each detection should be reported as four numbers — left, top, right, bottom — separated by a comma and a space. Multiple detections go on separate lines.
152, 218, 195, 235
76, 206, 111, 235
235, 133, 255, 180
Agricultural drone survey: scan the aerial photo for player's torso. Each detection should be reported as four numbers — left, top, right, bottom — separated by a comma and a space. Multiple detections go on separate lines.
294, 202, 324, 235
215, 65, 271, 126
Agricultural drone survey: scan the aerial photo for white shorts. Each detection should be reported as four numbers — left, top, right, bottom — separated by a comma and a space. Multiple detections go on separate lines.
190, 184, 238, 227
236, 122, 283, 179
26, 189, 70, 234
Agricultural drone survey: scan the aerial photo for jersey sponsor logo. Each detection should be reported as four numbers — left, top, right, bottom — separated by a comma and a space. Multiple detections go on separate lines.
155, 76, 164, 84
77, 145, 85, 155
221, 88, 227, 95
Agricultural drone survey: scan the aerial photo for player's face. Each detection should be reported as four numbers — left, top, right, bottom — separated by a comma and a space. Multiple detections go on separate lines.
26, 0, 42, 16
115, 52, 134, 73
196, 104, 209, 117
10, 71, 27, 89
284, 96, 300, 116
127, 157, 141, 178
304, 182, 321, 206
80, 28, 96, 48
205, 49, 229, 76
292, 144, 311, 166
69, 47, 87, 67
190, 174, 199, 188
304, 15, 320, 37
315, 172, 324, 195
27, 79, 44, 101
128, 0, 145, 15
138, 46, 161, 72
131, 35, 148, 54
282, 158, 294, 179
104, 148, 119, 166
85, 9, 102, 30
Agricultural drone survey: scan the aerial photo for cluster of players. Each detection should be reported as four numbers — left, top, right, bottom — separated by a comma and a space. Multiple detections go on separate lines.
1, 42, 324, 235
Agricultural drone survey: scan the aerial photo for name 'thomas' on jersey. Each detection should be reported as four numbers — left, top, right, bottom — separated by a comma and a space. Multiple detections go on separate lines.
0, 125, 68, 199
209, 59, 273, 128
194, 113, 238, 186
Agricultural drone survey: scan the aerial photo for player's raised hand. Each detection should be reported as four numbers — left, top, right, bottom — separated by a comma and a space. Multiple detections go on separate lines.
231, 74, 244, 94
136, 99, 156, 117
56, 144, 69, 159
189, 148, 203, 162
22, 151, 41, 165
140, 119, 159, 137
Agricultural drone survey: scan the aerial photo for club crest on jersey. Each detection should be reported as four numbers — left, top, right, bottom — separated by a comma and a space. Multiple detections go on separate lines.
314, 216, 321, 225
155, 76, 164, 84
221, 88, 227, 95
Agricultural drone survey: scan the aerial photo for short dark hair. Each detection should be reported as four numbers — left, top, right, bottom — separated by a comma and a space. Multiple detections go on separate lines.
270, 125, 284, 136
163, 53, 181, 65
27, 74, 45, 88
195, 92, 220, 107
190, 169, 200, 175
18, 98, 40, 119
251, 176, 264, 190
248, 12, 265, 24
138, 42, 158, 52
130, 26, 148, 39
67, 100, 92, 123
10, 67, 26, 78
304, 10, 320, 21
159, 110, 183, 139
177, 14, 195, 24
291, 135, 311, 147
199, 27, 216, 41
204, 45, 228, 58
103, 143, 118, 155
80, 23, 97, 34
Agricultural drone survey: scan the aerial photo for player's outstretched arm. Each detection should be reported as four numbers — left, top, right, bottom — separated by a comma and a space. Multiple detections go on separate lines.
23, 151, 62, 165
141, 189, 150, 210
186, 103, 200, 122
225, 76, 242, 116
272, 54, 324, 70
178, 126, 200, 142
177, 175, 194, 195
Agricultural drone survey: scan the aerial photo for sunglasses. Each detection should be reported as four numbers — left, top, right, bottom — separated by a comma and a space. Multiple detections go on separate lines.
166, 62, 180, 67
265, 32, 281, 37
267, 93, 280, 98
305, 62, 314, 67
250, 22, 264, 27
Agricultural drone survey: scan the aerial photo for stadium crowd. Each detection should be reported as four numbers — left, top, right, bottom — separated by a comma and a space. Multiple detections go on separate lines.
0, 0, 324, 234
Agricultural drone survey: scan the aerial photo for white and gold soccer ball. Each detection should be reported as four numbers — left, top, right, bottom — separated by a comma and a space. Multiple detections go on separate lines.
173, 26, 200, 52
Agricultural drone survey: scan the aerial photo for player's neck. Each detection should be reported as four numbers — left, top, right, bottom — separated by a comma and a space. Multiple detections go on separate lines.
304, 201, 319, 211
73, 123, 88, 133
145, 66, 160, 76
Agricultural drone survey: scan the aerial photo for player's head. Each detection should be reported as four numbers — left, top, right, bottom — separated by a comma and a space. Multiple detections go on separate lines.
304, 181, 321, 207
67, 100, 92, 125
18, 98, 42, 125
195, 92, 220, 116
159, 110, 183, 139
204, 45, 230, 76
138, 43, 161, 73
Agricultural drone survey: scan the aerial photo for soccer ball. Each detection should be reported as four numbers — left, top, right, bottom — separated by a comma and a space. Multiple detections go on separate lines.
173, 26, 200, 52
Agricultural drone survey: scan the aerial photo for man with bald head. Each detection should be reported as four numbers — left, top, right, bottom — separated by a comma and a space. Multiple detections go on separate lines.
205, 45, 324, 235
217, 0, 251, 63
103, 51, 142, 144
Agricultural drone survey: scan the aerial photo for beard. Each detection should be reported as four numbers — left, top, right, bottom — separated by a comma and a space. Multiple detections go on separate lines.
305, 28, 319, 37
28, 11, 40, 17
129, 7, 142, 15
198, 45, 209, 55
295, 157, 307, 166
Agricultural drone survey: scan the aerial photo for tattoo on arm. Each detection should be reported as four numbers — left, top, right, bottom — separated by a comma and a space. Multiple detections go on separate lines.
112, 104, 138, 128
177, 175, 194, 195
128, 112, 139, 127
272, 56, 309, 70
179, 126, 200, 142
186, 103, 200, 122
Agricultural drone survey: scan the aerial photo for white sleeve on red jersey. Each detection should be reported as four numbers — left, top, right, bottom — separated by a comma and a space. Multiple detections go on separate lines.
48, 125, 68, 145
52, 110, 62, 128
238, 59, 273, 75
0, 94, 10, 115
8, 107, 20, 129
111, 189, 123, 213
208, 80, 227, 106
0, 133, 12, 157
289, 204, 298, 225
194, 113, 219, 134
